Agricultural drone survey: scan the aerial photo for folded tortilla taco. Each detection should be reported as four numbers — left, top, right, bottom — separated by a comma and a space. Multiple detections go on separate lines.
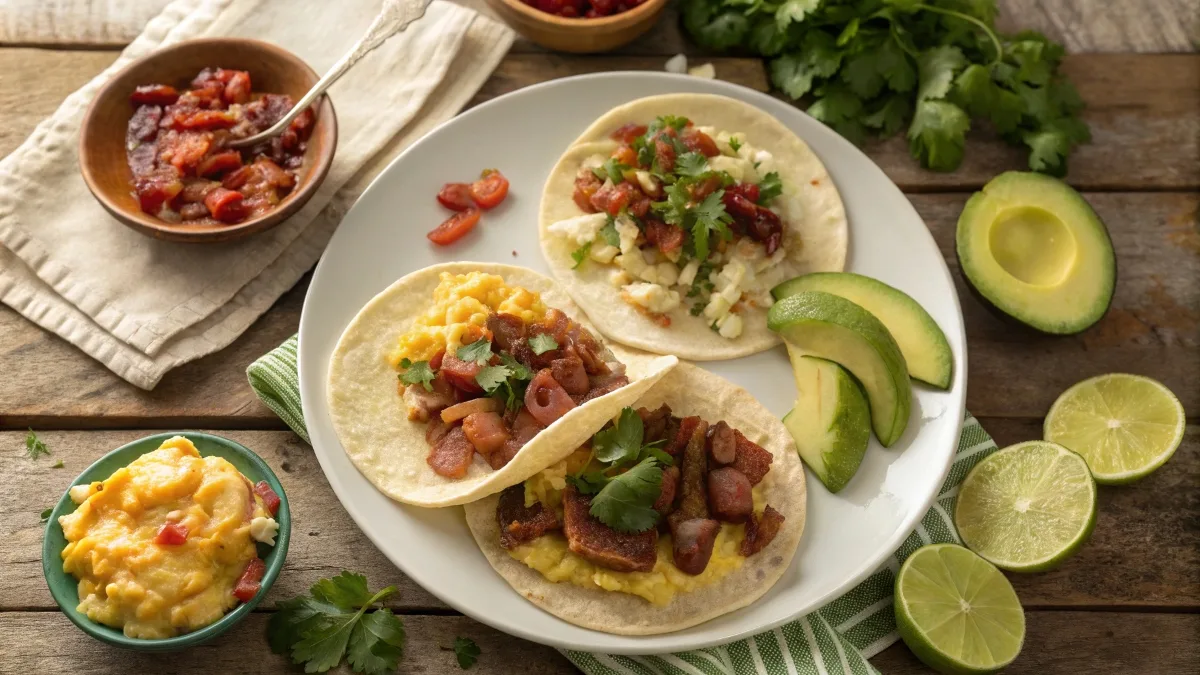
539, 93, 848, 360
327, 263, 677, 508
464, 363, 806, 635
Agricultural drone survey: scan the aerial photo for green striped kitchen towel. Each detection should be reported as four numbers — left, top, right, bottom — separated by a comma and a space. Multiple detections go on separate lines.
249, 334, 998, 675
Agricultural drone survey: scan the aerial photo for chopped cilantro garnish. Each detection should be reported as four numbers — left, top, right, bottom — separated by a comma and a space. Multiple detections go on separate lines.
592, 157, 630, 184
456, 339, 493, 366
598, 216, 620, 248
674, 151, 709, 177
591, 407, 646, 465
571, 241, 592, 269
728, 136, 742, 152
453, 636, 480, 669
588, 457, 664, 534
528, 333, 558, 355
40, 507, 52, 523
398, 359, 436, 392
25, 429, 50, 461
757, 171, 783, 204
476, 353, 533, 411
475, 365, 511, 393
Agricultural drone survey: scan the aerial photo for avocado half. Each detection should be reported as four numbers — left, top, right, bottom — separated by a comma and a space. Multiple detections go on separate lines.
956, 172, 1116, 335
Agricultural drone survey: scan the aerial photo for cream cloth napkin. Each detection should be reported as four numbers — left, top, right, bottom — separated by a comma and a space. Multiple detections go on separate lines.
0, 0, 512, 389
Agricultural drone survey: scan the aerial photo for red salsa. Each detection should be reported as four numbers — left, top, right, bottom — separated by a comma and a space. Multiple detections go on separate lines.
126, 67, 316, 225
521, 0, 649, 18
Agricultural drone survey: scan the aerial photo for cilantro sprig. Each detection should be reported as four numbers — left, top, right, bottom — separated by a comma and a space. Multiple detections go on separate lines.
26, 429, 50, 461
452, 636, 481, 669
683, 0, 1089, 175
477, 353, 533, 411
398, 358, 435, 392
528, 333, 558, 355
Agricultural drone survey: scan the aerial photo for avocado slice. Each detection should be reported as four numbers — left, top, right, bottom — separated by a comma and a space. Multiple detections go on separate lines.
783, 352, 872, 492
957, 171, 1116, 334
768, 291, 912, 447
772, 272, 954, 389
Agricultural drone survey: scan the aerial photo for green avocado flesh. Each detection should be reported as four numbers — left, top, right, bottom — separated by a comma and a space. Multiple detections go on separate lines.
772, 272, 954, 390
768, 291, 912, 447
783, 352, 872, 493
957, 171, 1116, 335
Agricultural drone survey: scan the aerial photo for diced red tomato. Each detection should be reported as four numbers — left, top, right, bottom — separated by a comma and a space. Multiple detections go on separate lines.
726, 182, 760, 204
688, 174, 724, 201
222, 71, 252, 105
205, 187, 247, 223
644, 218, 685, 254
253, 481, 281, 516
135, 173, 184, 214
654, 137, 676, 173
628, 194, 652, 218
154, 521, 189, 546
197, 151, 243, 177
590, 181, 637, 216
233, 558, 266, 602
437, 182, 474, 211
169, 109, 237, 131
611, 145, 638, 168
427, 208, 481, 245
165, 132, 212, 174
682, 128, 721, 157
131, 84, 180, 106
469, 169, 510, 209
573, 172, 602, 212
429, 349, 446, 371
610, 123, 647, 145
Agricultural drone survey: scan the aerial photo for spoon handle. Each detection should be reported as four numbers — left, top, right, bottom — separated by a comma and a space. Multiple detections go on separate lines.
231, 0, 431, 148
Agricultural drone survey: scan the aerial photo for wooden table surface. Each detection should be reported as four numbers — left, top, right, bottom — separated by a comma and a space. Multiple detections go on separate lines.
1, 2, 1197, 673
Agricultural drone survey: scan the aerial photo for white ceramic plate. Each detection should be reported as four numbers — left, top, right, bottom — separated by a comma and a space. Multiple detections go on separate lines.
298, 73, 967, 654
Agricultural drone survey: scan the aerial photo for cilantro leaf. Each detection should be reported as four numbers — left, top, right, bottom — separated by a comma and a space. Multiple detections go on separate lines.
690, 190, 733, 261
748, 18, 789, 57
25, 429, 50, 460
916, 45, 967, 101
567, 471, 610, 495
588, 457, 663, 533
641, 446, 675, 467
480, 353, 533, 410
453, 637, 481, 669
775, 0, 819, 30
269, 572, 404, 675
571, 241, 592, 269
456, 339, 493, 366
808, 84, 866, 144
398, 359, 435, 392
528, 333, 558, 355
769, 31, 843, 99
908, 100, 970, 171
756, 172, 783, 204
475, 365, 512, 394
863, 94, 911, 136
593, 157, 629, 184
674, 152, 709, 178
598, 217, 621, 247
728, 136, 742, 153
592, 408, 645, 465
40, 507, 52, 523
682, 2, 750, 51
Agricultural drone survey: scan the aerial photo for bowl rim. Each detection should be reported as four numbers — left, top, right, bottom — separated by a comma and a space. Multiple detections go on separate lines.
41, 431, 291, 651
492, 0, 668, 27
78, 36, 338, 243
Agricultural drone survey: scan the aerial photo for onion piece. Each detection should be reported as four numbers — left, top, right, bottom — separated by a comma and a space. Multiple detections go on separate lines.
440, 397, 500, 423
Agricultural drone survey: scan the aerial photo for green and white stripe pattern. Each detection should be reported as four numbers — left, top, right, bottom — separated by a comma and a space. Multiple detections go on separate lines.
248, 334, 998, 674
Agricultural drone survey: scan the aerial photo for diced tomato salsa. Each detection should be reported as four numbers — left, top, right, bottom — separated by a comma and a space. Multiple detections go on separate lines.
520, 0, 649, 19
153, 521, 189, 546
126, 67, 316, 226
233, 557, 266, 602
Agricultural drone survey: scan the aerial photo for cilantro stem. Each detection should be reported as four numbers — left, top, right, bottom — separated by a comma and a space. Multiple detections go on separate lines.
912, 3, 1004, 66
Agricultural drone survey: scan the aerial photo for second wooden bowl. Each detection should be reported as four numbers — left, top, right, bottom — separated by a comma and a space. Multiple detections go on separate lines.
79, 38, 337, 243
485, 0, 669, 53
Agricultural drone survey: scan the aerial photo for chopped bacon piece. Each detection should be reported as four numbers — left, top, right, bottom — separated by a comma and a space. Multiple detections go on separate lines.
486, 313, 526, 353
654, 137, 676, 173
732, 430, 774, 486
463, 411, 511, 460
562, 486, 657, 572
664, 415, 703, 459
154, 521, 189, 546
497, 485, 561, 549
131, 84, 180, 106
741, 505, 785, 556
550, 355, 589, 396
609, 123, 647, 145
643, 218, 685, 255
589, 181, 637, 216
637, 404, 673, 444
682, 128, 720, 157
708, 467, 754, 523
496, 407, 544, 466
668, 417, 710, 531
233, 558, 266, 602
427, 426, 475, 479
204, 187, 247, 223
706, 421, 737, 466
671, 518, 720, 575
524, 369, 577, 426
197, 151, 243, 177
441, 397, 500, 424
654, 465, 680, 515
127, 105, 163, 144
426, 416, 453, 446
439, 353, 485, 393
169, 108, 237, 131
253, 481, 281, 516
134, 172, 183, 214
573, 171, 602, 213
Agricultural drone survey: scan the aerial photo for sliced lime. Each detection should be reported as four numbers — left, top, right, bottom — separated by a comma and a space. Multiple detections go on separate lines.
895, 543, 1025, 675
1044, 373, 1186, 484
955, 440, 1096, 572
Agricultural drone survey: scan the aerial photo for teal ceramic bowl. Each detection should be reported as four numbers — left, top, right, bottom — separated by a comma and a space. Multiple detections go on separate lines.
42, 432, 291, 652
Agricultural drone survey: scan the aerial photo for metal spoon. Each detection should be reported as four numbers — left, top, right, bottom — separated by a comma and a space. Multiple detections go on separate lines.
228, 0, 430, 149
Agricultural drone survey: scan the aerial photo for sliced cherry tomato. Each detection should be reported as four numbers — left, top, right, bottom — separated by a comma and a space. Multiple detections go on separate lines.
154, 522, 189, 546
609, 123, 648, 145
437, 182, 473, 211
427, 208, 481, 246
253, 481, 281, 516
682, 128, 721, 157
233, 558, 266, 602
469, 169, 510, 209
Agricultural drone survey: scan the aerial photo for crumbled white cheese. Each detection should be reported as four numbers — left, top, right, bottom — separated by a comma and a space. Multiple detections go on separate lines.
625, 283, 681, 314
609, 269, 632, 287
656, 262, 680, 286
643, 248, 662, 265
753, 149, 775, 174
616, 251, 647, 278
589, 243, 620, 264
69, 483, 99, 505
548, 212, 607, 246
718, 313, 744, 338
704, 294, 732, 320
639, 265, 659, 284
615, 217, 640, 254
720, 283, 742, 305
250, 516, 279, 546
688, 63, 716, 79
581, 153, 607, 171
708, 155, 752, 183
662, 246, 682, 263
665, 54, 688, 74
677, 259, 701, 287
635, 170, 659, 196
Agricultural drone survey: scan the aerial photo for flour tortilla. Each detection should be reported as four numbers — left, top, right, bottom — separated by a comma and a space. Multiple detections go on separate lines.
540, 93, 848, 360
327, 262, 678, 508
464, 363, 806, 634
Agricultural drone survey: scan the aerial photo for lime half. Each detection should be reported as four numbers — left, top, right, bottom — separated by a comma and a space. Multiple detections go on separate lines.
955, 441, 1096, 572
1044, 373, 1186, 484
895, 544, 1025, 674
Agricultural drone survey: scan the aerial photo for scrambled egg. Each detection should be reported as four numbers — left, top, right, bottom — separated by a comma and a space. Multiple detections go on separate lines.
512, 449, 759, 605
58, 437, 274, 639
391, 271, 547, 365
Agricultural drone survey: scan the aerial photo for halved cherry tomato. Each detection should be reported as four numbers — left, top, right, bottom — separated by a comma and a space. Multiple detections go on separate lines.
253, 481, 281, 516
154, 522, 189, 546
427, 208, 481, 245
437, 182, 473, 211
468, 169, 509, 209
233, 558, 266, 602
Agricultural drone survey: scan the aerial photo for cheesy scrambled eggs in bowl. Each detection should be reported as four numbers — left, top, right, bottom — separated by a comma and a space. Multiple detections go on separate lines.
43, 433, 290, 650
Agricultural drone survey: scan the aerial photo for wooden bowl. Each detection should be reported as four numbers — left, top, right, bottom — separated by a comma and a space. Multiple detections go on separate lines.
79, 38, 337, 243
484, 0, 669, 53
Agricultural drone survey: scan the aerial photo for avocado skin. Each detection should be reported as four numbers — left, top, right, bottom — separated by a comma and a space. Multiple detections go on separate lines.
956, 171, 1117, 336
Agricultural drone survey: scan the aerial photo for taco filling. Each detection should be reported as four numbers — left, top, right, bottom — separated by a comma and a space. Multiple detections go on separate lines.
392, 271, 631, 480
548, 115, 799, 339
494, 405, 784, 605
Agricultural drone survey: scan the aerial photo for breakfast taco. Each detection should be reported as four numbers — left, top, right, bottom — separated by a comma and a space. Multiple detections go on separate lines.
464, 363, 805, 635
327, 263, 677, 508
539, 93, 848, 360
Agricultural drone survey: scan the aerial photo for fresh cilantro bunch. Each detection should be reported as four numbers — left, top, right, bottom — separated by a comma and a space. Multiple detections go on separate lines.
683, 0, 1089, 175
567, 407, 674, 533
269, 572, 406, 674
458, 339, 536, 410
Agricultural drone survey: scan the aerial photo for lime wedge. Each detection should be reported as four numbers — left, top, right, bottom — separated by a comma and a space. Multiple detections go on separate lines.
895, 544, 1025, 675
1044, 373, 1186, 484
955, 441, 1096, 572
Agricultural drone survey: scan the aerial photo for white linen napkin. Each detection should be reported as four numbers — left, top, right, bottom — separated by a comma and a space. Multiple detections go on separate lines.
0, 0, 513, 389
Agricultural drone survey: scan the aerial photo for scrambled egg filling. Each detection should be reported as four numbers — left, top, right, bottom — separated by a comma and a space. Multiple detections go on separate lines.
59, 437, 274, 639
391, 271, 547, 366
512, 449, 761, 605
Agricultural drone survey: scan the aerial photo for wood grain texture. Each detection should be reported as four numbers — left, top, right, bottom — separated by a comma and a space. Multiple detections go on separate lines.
5, 425, 1196, 612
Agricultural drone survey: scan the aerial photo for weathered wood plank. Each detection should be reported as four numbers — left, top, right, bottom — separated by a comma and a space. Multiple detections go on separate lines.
1, 192, 1193, 425
5, 425, 1197, 612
